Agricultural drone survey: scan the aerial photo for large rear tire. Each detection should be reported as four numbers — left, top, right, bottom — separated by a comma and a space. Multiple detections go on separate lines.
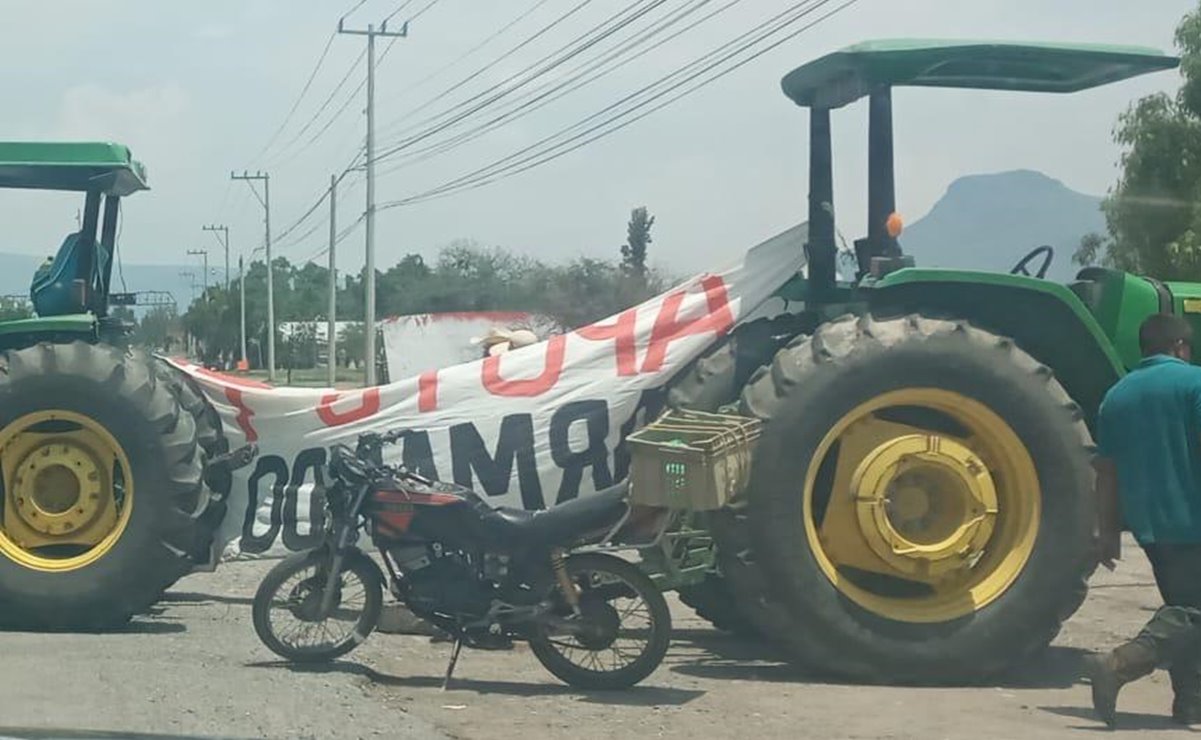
741, 314, 1095, 684
0, 342, 212, 629
675, 572, 758, 637
153, 358, 229, 564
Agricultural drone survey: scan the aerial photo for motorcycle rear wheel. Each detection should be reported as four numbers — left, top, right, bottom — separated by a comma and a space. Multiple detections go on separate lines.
252, 548, 383, 663
528, 552, 671, 690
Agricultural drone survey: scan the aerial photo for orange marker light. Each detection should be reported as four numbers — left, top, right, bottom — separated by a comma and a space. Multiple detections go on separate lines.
886, 212, 904, 238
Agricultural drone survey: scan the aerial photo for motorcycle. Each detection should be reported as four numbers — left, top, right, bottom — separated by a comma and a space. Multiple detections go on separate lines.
251, 429, 673, 690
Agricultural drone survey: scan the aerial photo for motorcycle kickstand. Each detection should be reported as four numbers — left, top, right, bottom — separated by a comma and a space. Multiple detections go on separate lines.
442, 638, 463, 691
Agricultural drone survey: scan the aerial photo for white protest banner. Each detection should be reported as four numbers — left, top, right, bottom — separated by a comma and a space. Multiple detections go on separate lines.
381, 311, 534, 380
173, 226, 805, 559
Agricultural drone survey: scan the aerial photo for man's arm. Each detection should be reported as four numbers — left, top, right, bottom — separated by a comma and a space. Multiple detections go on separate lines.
1094, 456, 1121, 570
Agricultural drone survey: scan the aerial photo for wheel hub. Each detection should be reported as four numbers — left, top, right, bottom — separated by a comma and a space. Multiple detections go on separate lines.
13, 441, 107, 538
0, 410, 129, 570
851, 434, 998, 581
290, 577, 340, 622
573, 596, 620, 650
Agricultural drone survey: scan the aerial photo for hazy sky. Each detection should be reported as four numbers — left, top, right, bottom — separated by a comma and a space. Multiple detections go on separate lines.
0, 0, 1194, 279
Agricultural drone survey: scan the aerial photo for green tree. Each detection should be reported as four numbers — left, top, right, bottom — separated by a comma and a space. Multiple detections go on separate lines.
340, 322, 366, 367
0, 297, 33, 321
620, 206, 654, 281
136, 305, 180, 352
182, 287, 239, 364
1077, 5, 1201, 277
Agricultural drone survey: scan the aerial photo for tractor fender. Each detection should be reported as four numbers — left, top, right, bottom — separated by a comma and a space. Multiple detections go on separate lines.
868, 269, 1123, 430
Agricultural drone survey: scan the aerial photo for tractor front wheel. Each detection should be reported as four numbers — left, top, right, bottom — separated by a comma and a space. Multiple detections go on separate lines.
741, 314, 1095, 683
0, 342, 210, 629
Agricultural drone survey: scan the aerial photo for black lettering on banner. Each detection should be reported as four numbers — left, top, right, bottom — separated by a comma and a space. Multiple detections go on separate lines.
400, 430, 441, 481
282, 447, 328, 551
450, 413, 544, 510
241, 455, 289, 554
550, 400, 613, 504
614, 389, 666, 482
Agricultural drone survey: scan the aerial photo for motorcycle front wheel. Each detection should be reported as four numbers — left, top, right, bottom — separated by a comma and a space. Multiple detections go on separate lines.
252, 548, 383, 663
528, 552, 672, 689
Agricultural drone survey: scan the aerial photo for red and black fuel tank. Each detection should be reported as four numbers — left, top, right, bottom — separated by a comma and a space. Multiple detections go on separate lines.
366, 486, 461, 540
365, 477, 506, 551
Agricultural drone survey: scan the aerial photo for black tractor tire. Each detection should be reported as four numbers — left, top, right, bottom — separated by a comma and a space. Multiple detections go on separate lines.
0, 342, 212, 629
152, 358, 229, 563
667, 315, 810, 640
740, 314, 1096, 684
675, 572, 757, 637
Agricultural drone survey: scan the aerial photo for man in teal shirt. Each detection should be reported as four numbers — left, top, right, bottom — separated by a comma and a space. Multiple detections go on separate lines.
1089, 314, 1201, 727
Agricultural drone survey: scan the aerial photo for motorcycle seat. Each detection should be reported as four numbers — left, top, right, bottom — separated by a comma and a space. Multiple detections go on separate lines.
488, 482, 629, 547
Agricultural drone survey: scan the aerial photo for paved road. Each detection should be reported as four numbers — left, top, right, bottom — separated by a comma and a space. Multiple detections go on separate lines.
0, 560, 447, 740
0, 536, 1189, 739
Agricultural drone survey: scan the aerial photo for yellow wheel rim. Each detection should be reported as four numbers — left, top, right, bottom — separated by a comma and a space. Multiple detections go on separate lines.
805, 388, 1039, 623
0, 410, 134, 572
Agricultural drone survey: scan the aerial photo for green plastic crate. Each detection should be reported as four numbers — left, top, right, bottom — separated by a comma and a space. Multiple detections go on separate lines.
627, 408, 761, 510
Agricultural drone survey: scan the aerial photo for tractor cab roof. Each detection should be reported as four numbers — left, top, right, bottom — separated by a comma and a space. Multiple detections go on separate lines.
782, 39, 1180, 109
0, 141, 148, 196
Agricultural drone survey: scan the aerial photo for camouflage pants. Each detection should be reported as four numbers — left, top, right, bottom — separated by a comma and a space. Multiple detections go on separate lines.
1140, 544, 1201, 709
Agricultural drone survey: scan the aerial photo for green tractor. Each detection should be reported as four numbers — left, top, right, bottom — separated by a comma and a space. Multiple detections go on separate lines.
0, 142, 228, 629
671, 40, 1185, 683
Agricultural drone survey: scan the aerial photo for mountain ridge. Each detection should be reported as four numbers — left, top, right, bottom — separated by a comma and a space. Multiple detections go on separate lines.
900, 169, 1104, 282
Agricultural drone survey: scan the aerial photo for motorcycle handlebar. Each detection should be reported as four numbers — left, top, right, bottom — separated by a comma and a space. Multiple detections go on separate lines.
353, 428, 413, 463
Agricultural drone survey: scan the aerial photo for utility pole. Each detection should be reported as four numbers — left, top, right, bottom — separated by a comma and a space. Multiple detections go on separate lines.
202, 224, 230, 288
232, 171, 275, 382
338, 18, 407, 387
238, 255, 247, 368
187, 249, 209, 294
179, 269, 197, 355
327, 174, 338, 388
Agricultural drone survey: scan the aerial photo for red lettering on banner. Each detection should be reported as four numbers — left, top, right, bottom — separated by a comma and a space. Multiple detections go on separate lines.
483, 334, 567, 397
418, 371, 438, 412
316, 388, 382, 427
641, 274, 735, 373
575, 308, 638, 376
225, 387, 258, 442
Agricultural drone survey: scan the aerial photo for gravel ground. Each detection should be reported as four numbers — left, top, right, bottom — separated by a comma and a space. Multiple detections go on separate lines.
0, 535, 1188, 739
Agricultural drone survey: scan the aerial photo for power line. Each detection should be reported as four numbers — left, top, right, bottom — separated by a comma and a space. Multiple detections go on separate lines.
390, 0, 553, 108
263, 47, 368, 169
290, 32, 407, 158
252, 32, 337, 164
250, 0, 373, 166
376, 0, 735, 177
276, 172, 364, 252
372, 0, 670, 164
407, 0, 444, 22
410, 0, 852, 202
270, 17, 417, 245
374, 0, 597, 142
274, 164, 360, 245
379, 0, 858, 209
342, 0, 371, 19
301, 213, 366, 264
383, 0, 417, 23
271, 0, 590, 228
382, 0, 817, 201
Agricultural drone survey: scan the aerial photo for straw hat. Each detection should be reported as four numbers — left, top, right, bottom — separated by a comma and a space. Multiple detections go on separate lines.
471, 327, 539, 356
